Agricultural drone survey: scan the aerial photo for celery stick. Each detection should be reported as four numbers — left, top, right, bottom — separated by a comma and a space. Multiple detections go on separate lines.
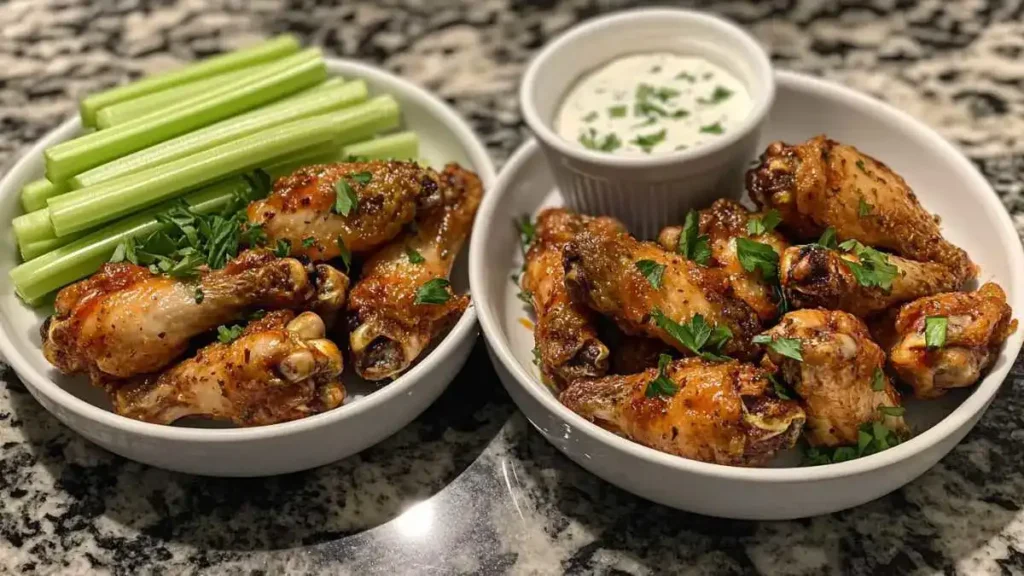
12, 209, 55, 245
20, 178, 65, 212
48, 96, 399, 236
20, 235, 82, 262
11, 180, 251, 303
342, 131, 419, 160
79, 35, 301, 127
47, 49, 326, 182
69, 78, 366, 190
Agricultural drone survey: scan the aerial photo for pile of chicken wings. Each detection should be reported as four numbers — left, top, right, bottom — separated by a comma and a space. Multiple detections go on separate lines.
524, 135, 1016, 467
42, 161, 482, 427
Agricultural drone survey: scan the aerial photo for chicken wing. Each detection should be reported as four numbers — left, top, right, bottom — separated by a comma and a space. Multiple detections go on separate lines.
347, 162, 482, 380
746, 135, 975, 284
111, 310, 344, 426
42, 249, 324, 380
780, 244, 962, 317
522, 208, 610, 388
246, 161, 468, 261
757, 309, 908, 447
610, 334, 673, 375
559, 358, 805, 466
564, 217, 762, 360
657, 198, 789, 322
886, 283, 1016, 398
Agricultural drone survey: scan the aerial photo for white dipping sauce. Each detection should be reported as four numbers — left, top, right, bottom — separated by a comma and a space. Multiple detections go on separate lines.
555, 53, 752, 156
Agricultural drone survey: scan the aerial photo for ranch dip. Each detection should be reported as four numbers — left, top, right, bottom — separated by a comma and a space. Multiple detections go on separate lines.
555, 52, 752, 156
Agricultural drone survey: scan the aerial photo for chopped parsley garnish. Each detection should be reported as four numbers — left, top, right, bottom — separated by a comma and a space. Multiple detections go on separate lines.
517, 289, 533, 307
515, 214, 536, 255
650, 309, 732, 361
405, 246, 425, 264
635, 259, 666, 289
856, 159, 868, 173
579, 128, 622, 152
746, 210, 782, 236
699, 122, 724, 135
350, 172, 372, 185
193, 287, 204, 304
675, 71, 696, 82
336, 236, 352, 272
645, 354, 679, 398
217, 324, 245, 344
608, 105, 627, 118
415, 278, 452, 305
871, 367, 885, 391
769, 374, 796, 400
878, 405, 906, 417
925, 316, 948, 349
634, 100, 669, 118
838, 240, 899, 292
301, 237, 317, 249
735, 238, 779, 281
670, 109, 690, 119
752, 334, 803, 362
583, 111, 599, 123
804, 409, 907, 466
697, 85, 733, 105
333, 178, 359, 216
532, 346, 542, 366
274, 239, 291, 257
816, 227, 838, 249
631, 129, 667, 153
677, 210, 712, 266
858, 197, 873, 217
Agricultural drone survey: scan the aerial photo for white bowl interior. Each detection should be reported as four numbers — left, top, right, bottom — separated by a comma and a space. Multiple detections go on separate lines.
475, 72, 1024, 477
0, 59, 492, 440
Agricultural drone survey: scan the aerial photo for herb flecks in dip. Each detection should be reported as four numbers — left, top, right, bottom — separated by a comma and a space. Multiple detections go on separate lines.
555, 53, 751, 156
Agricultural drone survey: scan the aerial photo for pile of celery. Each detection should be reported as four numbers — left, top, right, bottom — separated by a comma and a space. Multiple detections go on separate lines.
10, 35, 421, 305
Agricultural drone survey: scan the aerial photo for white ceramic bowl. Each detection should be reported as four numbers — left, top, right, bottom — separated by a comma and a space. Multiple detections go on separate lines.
472, 70, 1024, 519
0, 58, 495, 477
520, 8, 775, 239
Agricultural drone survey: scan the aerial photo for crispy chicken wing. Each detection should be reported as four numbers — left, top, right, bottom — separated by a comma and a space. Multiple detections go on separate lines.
564, 217, 762, 360
246, 161, 462, 260
523, 208, 610, 388
746, 136, 975, 284
610, 334, 673, 375
559, 358, 805, 466
111, 310, 344, 426
758, 309, 907, 447
347, 162, 482, 380
658, 198, 789, 322
886, 283, 1016, 398
780, 244, 962, 317
42, 249, 327, 380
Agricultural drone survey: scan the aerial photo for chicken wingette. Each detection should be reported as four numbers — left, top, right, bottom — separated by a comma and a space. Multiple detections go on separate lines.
746, 135, 975, 284
522, 208, 610, 388
559, 357, 805, 466
757, 309, 908, 447
111, 311, 344, 426
347, 161, 482, 380
609, 334, 673, 375
885, 283, 1016, 398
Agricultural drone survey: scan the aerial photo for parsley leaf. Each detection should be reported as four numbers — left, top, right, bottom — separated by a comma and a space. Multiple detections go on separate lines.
752, 334, 804, 362
838, 240, 899, 292
217, 324, 245, 344
677, 210, 711, 266
817, 227, 838, 249
515, 215, 535, 255
336, 236, 351, 272
650, 309, 732, 361
517, 289, 533, 307
735, 238, 779, 281
871, 367, 885, 391
333, 178, 358, 216
802, 415, 906, 466
769, 374, 796, 400
579, 128, 622, 152
925, 316, 947, 349
415, 278, 452, 305
699, 122, 724, 135
746, 210, 782, 236
406, 246, 425, 264
645, 354, 679, 398
608, 105, 627, 118
635, 259, 666, 289
858, 197, 873, 217
302, 237, 316, 249
697, 85, 733, 105
349, 171, 372, 185
193, 287, 204, 304
274, 239, 291, 257
878, 405, 906, 417
631, 129, 667, 153
856, 159, 868, 173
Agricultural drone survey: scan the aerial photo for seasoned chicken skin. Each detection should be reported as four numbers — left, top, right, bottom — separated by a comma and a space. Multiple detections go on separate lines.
112, 311, 344, 426
746, 136, 975, 284
42, 249, 320, 380
559, 358, 806, 466
780, 244, 962, 317
758, 309, 907, 447
564, 217, 762, 360
247, 161, 458, 260
523, 208, 610, 388
886, 283, 1016, 398
347, 163, 482, 380
658, 198, 789, 322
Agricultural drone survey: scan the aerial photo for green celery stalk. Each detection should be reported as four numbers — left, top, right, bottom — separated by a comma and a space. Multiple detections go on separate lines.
47, 49, 326, 182
69, 78, 366, 190
342, 131, 419, 160
12, 209, 55, 245
79, 35, 301, 127
20, 178, 65, 212
48, 96, 400, 236
20, 234, 84, 262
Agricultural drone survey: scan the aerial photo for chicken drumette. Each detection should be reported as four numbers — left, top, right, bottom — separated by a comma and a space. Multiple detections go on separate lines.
757, 309, 908, 447
112, 310, 344, 426
746, 135, 975, 284
560, 358, 805, 466
522, 208, 611, 388
347, 161, 482, 380
884, 282, 1016, 398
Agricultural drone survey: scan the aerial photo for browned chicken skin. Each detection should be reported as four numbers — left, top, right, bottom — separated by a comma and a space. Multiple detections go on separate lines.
758, 309, 907, 447
247, 160, 451, 261
111, 310, 344, 426
885, 283, 1016, 398
522, 208, 610, 388
746, 136, 975, 284
559, 358, 805, 466
658, 198, 789, 322
564, 217, 762, 360
780, 244, 962, 317
42, 249, 323, 380
347, 164, 482, 380
609, 334, 673, 375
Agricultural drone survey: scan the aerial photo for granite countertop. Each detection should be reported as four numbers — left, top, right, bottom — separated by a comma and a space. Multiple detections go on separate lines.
2, 1, 1023, 574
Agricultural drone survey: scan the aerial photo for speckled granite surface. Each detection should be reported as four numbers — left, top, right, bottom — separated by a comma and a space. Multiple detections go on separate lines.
1, 1, 1023, 574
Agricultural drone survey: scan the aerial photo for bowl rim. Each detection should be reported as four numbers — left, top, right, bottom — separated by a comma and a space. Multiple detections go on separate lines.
519, 7, 776, 169
472, 69, 1024, 482
0, 57, 494, 443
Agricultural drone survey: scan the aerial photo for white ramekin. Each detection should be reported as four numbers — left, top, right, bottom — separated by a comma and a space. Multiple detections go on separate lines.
519, 8, 775, 239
